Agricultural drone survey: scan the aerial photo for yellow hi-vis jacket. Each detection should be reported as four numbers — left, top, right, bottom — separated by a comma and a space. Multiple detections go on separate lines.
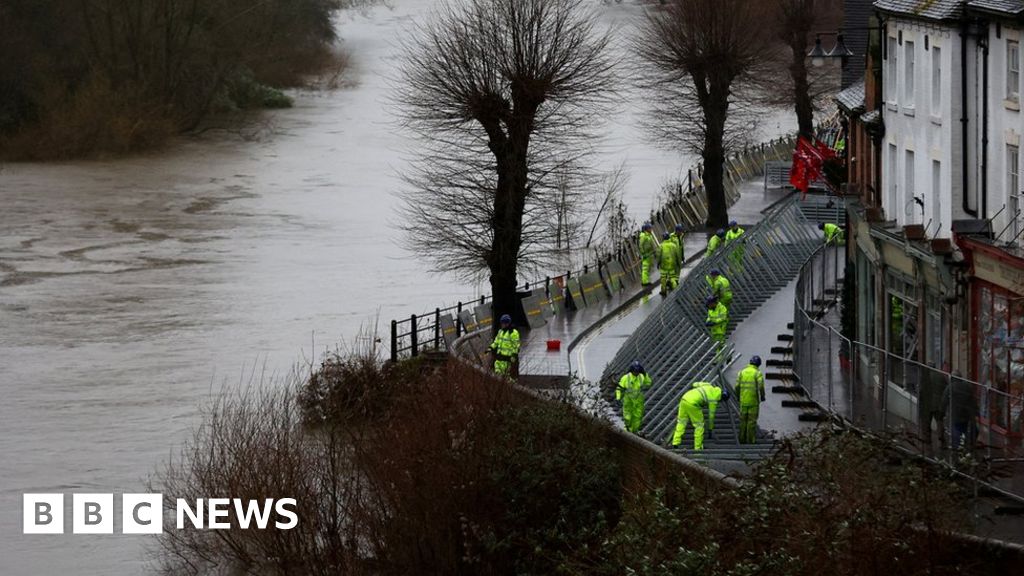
666, 234, 684, 263
823, 222, 841, 244
735, 364, 765, 407
616, 372, 652, 401
639, 231, 657, 258
705, 302, 728, 334
706, 234, 723, 255
490, 328, 520, 361
705, 274, 732, 304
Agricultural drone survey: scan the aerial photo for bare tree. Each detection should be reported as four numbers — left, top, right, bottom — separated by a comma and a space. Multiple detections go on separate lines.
635, 0, 776, 229
768, 0, 844, 137
396, 0, 615, 324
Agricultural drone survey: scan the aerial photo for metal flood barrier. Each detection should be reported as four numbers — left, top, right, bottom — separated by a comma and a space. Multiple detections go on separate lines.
600, 194, 843, 453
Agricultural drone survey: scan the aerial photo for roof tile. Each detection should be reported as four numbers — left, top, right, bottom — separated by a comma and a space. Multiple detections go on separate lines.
967, 0, 1024, 15
873, 0, 965, 20
835, 80, 866, 114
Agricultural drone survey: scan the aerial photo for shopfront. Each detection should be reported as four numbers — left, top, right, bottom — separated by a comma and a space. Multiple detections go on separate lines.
959, 237, 1024, 443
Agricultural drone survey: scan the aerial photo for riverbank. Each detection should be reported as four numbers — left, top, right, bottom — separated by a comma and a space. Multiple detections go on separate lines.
0, 0, 352, 160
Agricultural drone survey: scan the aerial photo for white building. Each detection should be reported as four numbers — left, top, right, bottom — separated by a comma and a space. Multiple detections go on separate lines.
877, 0, 1024, 241
973, 0, 1024, 243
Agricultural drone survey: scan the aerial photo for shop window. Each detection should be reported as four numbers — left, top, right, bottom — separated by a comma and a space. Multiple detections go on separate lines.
925, 292, 944, 369
886, 273, 919, 391
977, 283, 1024, 433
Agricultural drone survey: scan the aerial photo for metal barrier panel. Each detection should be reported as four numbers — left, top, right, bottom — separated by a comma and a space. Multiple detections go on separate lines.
458, 309, 478, 334
439, 313, 458, 348
568, 277, 586, 309
604, 261, 628, 293
536, 291, 555, 321
473, 304, 493, 332
520, 294, 548, 329
579, 271, 607, 304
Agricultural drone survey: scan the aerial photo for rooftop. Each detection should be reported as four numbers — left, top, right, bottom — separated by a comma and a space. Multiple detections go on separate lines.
835, 80, 866, 115
873, 0, 965, 20
967, 0, 1024, 15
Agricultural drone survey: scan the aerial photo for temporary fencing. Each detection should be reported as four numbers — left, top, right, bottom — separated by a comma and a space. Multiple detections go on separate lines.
388, 137, 796, 361
792, 237, 1024, 502
599, 194, 838, 455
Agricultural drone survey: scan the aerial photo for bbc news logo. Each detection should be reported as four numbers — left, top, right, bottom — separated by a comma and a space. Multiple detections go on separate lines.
23, 494, 298, 534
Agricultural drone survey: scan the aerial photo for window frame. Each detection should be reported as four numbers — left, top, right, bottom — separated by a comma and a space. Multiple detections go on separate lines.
1008, 39, 1020, 103
887, 36, 899, 104
904, 40, 916, 105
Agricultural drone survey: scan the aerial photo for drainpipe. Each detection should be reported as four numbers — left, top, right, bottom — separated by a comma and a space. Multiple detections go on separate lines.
961, 20, 978, 217
981, 29, 989, 219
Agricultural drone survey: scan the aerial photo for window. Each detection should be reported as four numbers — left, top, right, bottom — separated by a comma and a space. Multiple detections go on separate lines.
888, 143, 898, 216
1009, 144, 1020, 241
1012, 191, 1022, 244
976, 284, 1024, 432
904, 40, 915, 104
1008, 144, 1019, 204
932, 160, 942, 236
887, 36, 898, 102
886, 273, 919, 391
925, 292, 945, 368
931, 46, 942, 113
905, 149, 916, 222
1008, 40, 1020, 102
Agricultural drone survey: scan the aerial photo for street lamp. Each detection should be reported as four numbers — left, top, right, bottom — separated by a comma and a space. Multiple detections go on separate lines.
808, 32, 854, 67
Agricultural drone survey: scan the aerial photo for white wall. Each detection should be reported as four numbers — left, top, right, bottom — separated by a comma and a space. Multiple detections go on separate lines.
985, 23, 1024, 243
881, 19, 962, 237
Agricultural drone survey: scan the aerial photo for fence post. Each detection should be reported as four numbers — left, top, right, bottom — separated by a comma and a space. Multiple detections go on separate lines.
828, 327, 834, 411
820, 248, 826, 310
391, 320, 398, 363
881, 349, 889, 429
850, 339, 856, 422
434, 307, 441, 349
410, 314, 419, 357
688, 169, 693, 193
833, 242, 840, 306
456, 302, 463, 336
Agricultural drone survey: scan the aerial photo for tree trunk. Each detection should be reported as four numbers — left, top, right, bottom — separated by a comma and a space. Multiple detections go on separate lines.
790, 32, 814, 137
702, 93, 730, 229
487, 125, 531, 331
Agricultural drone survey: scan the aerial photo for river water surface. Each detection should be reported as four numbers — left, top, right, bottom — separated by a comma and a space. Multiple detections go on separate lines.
0, 2, 792, 574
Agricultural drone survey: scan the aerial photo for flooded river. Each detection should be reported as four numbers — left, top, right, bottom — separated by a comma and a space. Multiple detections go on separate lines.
0, 2, 792, 573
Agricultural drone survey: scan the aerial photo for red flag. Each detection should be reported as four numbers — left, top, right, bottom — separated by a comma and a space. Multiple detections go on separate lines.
790, 136, 837, 198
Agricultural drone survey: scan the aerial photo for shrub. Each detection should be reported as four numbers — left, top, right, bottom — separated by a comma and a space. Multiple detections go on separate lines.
595, 428, 978, 576
162, 355, 623, 575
